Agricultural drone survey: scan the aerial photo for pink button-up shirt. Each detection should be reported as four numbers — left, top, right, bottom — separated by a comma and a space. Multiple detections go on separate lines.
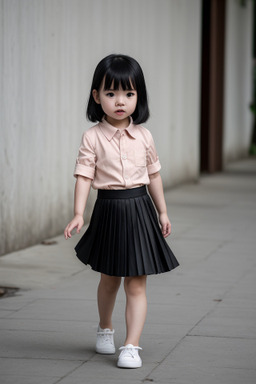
74, 118, 161, 190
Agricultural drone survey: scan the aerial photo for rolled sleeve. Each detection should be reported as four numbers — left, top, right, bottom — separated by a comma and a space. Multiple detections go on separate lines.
147, 159, 161, 175
146, 133, 161, 175
74, 133, 96, 180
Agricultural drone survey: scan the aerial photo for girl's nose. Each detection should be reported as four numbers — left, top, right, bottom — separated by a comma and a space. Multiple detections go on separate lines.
115, 98, 124, 106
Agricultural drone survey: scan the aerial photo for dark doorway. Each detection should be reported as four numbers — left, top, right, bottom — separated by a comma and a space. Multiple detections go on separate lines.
200, 0, 226, 173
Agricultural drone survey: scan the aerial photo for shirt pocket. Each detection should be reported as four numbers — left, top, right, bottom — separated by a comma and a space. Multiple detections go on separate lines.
135, 151, 147, 167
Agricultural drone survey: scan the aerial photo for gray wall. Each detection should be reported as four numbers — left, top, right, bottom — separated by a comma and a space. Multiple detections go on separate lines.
223, 0, 253, 163
1, 0, 252, 256
0, 0, 202, 255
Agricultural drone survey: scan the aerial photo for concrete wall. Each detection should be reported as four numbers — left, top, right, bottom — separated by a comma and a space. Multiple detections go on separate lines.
0, 0, 201, 255
223, 0, 254, 163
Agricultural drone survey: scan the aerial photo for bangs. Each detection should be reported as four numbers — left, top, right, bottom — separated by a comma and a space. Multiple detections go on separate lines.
103, 67, 136, 91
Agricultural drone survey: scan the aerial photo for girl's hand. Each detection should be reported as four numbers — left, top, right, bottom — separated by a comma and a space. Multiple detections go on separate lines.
64, 214, 84, 239
159, 213, 171, 238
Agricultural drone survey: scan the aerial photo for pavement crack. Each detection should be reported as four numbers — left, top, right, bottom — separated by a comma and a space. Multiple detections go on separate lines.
142, 289, 235, 382
187, 334, 256, 340
52, 360, 88, 384
142, 332, 188, 382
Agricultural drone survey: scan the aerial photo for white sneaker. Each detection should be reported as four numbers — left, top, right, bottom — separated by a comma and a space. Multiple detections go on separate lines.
117, 344, 142, 368
95, 325, 115, 354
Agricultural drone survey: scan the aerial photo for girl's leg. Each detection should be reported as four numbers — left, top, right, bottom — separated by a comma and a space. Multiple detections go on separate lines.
123, 275, 147, 346
97, 273, 121, 329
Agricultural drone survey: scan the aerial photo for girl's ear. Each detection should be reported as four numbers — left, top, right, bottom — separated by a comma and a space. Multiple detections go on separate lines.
92, 89, 101, 104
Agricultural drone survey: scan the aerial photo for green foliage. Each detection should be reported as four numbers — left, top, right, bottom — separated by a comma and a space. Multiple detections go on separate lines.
249, 143, 256, 155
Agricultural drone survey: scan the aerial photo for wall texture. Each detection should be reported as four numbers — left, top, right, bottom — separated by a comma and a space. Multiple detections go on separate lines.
0, 0, 200, 255
223, 0, 253, 163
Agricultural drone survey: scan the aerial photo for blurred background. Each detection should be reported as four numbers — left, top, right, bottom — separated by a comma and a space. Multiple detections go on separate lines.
0, 0, 255, 256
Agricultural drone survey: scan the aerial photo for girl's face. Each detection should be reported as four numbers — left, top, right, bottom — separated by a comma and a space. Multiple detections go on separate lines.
92, 81, 137, 128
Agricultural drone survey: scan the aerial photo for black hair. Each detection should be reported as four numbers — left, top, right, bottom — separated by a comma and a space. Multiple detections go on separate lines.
86, 54, 150, 124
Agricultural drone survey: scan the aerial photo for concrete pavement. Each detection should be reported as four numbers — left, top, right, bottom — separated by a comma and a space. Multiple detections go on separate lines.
0, 158, 256, 384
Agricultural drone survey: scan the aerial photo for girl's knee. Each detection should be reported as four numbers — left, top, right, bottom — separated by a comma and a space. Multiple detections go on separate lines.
99, 274, 121, 293
124, 276, 147, 296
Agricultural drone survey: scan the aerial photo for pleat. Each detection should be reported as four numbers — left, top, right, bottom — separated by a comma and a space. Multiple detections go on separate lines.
74, 188, 179, 276
147, 195, 177, 268
131, 197, 150, 274
111, 199, 118, 275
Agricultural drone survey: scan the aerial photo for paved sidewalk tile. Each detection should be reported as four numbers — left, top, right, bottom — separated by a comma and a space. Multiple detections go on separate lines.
148, 336, 256, 384
0, 158, 256, 384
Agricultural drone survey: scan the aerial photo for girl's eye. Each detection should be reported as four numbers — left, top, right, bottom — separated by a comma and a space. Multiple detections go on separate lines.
106, 92, 115, 97
127, 92, 135, 97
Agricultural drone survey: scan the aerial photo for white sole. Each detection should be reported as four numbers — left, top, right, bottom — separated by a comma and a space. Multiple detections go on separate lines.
96, 346, 116, 354
117, 360, 142, 368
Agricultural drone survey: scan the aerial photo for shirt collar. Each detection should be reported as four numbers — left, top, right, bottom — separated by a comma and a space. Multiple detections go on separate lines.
99, 117, 137, 141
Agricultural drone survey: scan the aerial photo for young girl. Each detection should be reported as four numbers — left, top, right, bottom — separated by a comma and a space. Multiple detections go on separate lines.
64, 54, 179, 369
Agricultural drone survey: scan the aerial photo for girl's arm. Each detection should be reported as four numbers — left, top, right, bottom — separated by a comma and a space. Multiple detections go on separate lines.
64, 175, 92, 239
147, 172, 171, 238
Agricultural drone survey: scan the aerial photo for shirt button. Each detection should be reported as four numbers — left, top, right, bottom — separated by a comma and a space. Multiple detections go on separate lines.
122, 154, 127, 160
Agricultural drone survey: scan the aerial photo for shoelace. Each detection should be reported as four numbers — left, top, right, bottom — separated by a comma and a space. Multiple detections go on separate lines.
119, 345, 142, 358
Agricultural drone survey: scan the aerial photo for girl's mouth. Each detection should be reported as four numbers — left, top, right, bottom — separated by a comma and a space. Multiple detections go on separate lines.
115, 110, 125, 115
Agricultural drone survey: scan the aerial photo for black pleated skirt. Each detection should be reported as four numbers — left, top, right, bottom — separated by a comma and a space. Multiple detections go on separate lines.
75, 186, 179, 277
